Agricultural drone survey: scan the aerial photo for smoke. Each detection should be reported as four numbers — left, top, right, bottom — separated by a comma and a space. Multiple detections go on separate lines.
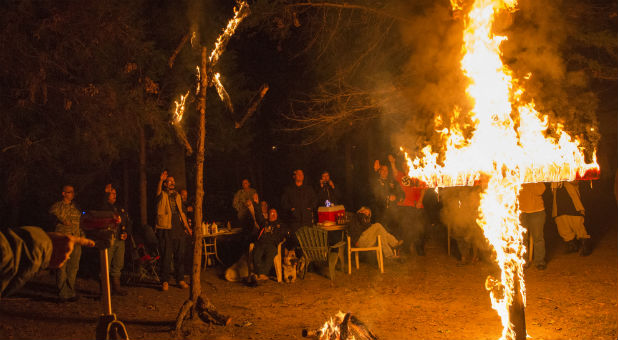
372, 0, 470, 154
501, 0, 599, 154
438, 186, 490, 256
375, 0, 599, 158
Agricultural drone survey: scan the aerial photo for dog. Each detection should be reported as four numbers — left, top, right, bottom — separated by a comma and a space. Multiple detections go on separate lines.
282, 249, 299, 283
225, 253, 250, 282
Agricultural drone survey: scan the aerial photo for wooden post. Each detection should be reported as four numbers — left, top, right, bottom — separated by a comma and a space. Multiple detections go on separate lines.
139, 125, 147, 227
509, 270, 526, 340
191, 46, 208, 304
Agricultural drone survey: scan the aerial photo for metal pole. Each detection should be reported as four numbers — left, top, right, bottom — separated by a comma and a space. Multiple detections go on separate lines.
99, 248, 112, 315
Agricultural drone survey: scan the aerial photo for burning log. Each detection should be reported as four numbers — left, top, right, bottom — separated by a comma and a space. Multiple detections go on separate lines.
302, 312, 378, 340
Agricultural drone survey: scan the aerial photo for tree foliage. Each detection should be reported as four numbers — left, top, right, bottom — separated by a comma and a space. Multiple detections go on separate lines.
0, 0, 169, 224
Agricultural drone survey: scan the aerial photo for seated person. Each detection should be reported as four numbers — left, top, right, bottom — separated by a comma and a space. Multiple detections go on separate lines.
348, 206, 403, 259
239, 193, 265, 249
251, 208, 285, 281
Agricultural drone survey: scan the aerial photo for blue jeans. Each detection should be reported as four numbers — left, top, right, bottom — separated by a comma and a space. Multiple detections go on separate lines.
521, 211, 546, 266
56, 244, 81, 299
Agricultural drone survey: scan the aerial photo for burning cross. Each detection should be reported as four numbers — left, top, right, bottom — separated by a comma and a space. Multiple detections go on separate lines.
171, 1, 269, 153
402, 1, 599, 340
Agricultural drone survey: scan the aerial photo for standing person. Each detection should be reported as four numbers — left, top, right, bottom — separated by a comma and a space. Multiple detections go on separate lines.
233, 179, 258, 224
316, 171, 341, 206
180, 189, 194, 227
49, 185, 84, 302
100, 185, 131, 295
180, 188, 194, 272
156, 171, 192, 291
440, 186, 484, 265
388, 154, 428, 256
281, 169, 317, 232
371, 160, 403, 234
552, 181, 591, 256
519, 183, 547, 269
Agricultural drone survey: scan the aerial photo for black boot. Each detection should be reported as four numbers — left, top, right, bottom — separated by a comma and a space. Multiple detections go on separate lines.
565, 239, 578, 253
580, 238, 592, 256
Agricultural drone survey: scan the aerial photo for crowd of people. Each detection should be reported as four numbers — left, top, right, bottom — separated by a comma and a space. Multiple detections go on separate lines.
0, 155, 600, 299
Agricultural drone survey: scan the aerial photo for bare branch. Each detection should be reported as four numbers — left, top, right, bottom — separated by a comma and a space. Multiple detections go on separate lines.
169, 32, 190, 69
235, 84, 269, 128
287, 2, 412, 23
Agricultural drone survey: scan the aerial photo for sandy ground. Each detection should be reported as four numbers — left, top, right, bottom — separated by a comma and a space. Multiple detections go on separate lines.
1, 221, 616, 340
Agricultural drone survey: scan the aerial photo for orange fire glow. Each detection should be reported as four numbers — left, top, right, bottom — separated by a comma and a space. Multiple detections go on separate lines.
209, 1, 250, 66
213, 72, 234, 113
171, 1, 249, 127
172, 90, 190, 125
402, 0, 599, 339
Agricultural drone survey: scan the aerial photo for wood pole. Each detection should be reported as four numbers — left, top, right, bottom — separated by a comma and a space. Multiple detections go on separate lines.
190, 46, 208, 304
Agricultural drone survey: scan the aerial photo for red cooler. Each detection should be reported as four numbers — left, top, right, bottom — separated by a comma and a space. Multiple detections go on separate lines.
317, 205, 345, 223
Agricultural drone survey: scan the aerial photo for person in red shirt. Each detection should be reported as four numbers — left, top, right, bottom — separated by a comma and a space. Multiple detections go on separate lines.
388, 154, 428, 256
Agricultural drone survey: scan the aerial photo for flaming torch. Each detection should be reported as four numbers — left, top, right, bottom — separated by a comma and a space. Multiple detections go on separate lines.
402, 1, 599, 339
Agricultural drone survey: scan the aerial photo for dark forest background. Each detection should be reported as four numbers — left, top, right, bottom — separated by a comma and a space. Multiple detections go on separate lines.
0, 0, 616, 231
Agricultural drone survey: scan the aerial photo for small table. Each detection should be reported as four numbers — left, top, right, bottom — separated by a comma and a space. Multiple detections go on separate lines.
317, 223, 348, 245
316, 224, 347, 241
203, 227, 242, 267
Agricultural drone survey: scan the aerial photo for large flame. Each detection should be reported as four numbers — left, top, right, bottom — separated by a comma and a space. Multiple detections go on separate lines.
402, 0, 599, 339
209, 1, 250, 66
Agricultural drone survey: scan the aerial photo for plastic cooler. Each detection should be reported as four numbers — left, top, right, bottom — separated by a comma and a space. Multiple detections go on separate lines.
317, 205, 345, 223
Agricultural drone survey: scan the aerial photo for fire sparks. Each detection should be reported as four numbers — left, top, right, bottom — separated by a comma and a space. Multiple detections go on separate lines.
402, 0, 599, 339
209, 1, 250, 66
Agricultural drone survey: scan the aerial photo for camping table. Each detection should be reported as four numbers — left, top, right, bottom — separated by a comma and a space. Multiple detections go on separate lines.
317, 223, 346, 232
317, 224, 348, 246
203, 227, 242, 267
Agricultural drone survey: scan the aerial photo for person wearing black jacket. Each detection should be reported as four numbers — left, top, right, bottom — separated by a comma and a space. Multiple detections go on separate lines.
316, 171, 341, 206
100, 185, 132, 296
252, 208, 285, 281
371, 161, 403, 235
281, 169, 317, 231
348, 207, 402, 259
240, 193, 266, 249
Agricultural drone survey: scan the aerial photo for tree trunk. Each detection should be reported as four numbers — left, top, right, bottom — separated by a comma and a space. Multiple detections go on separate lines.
176, 46, 207, 331
123, 159, 130, 211
139, 125, 148, 227
191, 46, 208, 304
344, 135, 354, 208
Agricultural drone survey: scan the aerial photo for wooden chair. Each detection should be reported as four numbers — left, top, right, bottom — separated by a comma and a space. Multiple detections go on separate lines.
272, 241, 284, 283
347, 235, 384, 274
296, 226, 346, 280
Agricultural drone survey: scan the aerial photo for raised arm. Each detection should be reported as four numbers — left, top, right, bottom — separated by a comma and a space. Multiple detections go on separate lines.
157, 170, 168, 196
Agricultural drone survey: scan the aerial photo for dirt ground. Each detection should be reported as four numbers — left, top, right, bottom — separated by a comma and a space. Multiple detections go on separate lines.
1, 220, 616, 340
